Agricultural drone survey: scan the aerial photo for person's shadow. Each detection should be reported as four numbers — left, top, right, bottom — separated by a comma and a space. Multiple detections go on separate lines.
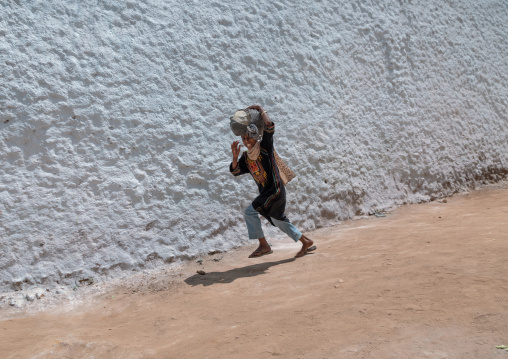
184, 257, 296, 287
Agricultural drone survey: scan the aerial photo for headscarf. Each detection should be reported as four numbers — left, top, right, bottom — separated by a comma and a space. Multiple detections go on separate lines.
230, 109, 263, 137
245, 124, 261, 141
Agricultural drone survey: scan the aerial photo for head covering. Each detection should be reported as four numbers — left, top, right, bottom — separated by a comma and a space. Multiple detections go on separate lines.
245, 124, 261, 141
230, 109, 264, 139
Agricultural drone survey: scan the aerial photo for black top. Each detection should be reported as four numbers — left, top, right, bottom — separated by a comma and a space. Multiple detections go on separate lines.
230, 122, 288, 225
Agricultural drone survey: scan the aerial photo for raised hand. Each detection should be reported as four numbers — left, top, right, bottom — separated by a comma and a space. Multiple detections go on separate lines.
246, 104, 264, 112
247, 104, 271, 126
231, 141, 241, 159
231, 141, 242, 170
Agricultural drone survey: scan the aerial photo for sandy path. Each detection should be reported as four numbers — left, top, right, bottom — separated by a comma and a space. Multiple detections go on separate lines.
1, 183, 508, 359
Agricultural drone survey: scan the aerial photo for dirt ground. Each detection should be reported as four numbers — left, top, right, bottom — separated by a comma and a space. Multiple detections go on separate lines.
1, 182, 508, 359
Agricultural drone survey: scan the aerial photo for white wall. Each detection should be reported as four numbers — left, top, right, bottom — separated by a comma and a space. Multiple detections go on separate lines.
1, 0, 507, 292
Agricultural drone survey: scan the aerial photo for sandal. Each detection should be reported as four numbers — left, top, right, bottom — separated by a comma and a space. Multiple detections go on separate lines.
295, 245, 317, 258
248, 250, 273, 258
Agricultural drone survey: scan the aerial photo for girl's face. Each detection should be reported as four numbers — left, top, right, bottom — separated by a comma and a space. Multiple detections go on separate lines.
241, 134, 257, 150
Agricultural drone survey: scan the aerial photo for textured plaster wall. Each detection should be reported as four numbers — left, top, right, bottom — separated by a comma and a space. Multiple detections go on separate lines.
1, 0, 507, 292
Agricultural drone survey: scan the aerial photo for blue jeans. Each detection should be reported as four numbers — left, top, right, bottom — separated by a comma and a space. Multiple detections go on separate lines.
244, 204, 302, 242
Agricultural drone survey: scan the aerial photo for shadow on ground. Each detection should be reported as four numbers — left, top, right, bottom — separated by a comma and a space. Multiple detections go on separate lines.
184, 257, 297, 286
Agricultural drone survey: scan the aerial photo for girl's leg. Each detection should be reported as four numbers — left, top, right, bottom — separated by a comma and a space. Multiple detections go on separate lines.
244, 205, 272, 257
271, 218, 315, 257
295, 234, 315, 258
270, 218, 302, 242
244, 204, 265, 239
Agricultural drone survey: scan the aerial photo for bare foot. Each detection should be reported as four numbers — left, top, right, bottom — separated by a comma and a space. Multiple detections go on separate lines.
295, 235, 315, 258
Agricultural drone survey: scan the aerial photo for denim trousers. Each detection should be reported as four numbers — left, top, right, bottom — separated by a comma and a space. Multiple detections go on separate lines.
244, 204, 302, 242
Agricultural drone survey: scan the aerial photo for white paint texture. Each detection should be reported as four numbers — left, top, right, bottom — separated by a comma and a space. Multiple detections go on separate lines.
1, 1, 507, 292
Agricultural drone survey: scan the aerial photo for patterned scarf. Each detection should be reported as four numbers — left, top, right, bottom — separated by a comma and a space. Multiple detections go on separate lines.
273, 149, 296, 186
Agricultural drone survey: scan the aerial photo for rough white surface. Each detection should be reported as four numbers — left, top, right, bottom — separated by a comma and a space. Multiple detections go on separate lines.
1, 1, 507, 292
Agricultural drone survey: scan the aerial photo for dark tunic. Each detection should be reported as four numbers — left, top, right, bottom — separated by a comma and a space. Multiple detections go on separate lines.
229, 122, 288, 225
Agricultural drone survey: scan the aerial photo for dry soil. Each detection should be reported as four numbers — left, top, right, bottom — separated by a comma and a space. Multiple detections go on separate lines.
1, 182, 508, 359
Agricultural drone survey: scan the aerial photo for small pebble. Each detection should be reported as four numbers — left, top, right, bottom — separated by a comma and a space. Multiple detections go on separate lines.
196, 270, 206, 275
